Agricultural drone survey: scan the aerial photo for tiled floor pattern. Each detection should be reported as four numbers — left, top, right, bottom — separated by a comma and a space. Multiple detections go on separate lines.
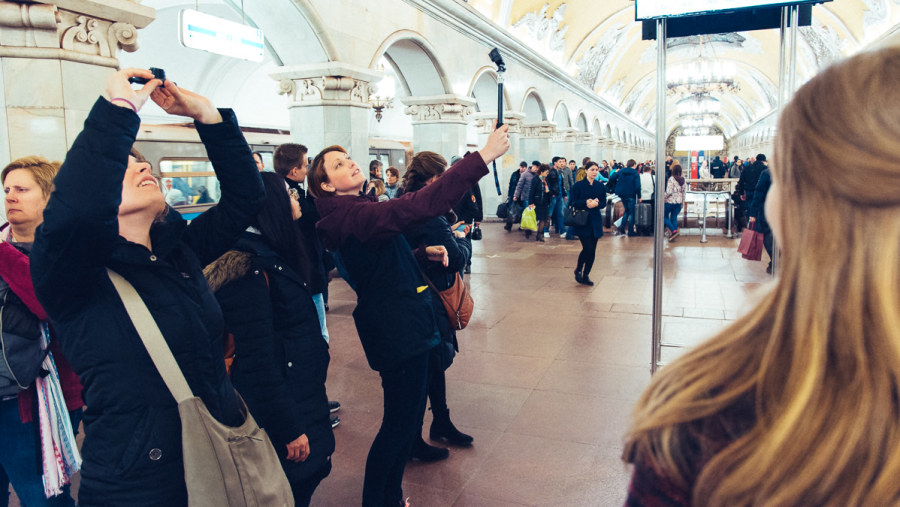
9, 222, 771, 507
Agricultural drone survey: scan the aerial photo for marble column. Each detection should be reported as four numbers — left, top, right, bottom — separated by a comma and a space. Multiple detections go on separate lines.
0, 0, 154, 164
519, 121, 555, 167
550, 127, 578, 162
574, 132, 595, 165
472, 111, 524, 216
401, 94, 476, 159
270, 62, 382, 162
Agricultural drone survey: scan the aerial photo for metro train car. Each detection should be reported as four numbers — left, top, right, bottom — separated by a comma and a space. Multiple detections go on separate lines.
134, 124, 410, 219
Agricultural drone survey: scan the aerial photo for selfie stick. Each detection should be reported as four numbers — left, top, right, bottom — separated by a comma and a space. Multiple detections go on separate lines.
489, 48, 505, 196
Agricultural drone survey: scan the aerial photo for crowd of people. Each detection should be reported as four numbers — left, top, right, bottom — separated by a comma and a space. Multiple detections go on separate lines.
3, 46, 900, 507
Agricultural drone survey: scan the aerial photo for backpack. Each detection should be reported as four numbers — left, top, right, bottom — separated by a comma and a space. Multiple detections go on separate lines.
0, 287, 48, 397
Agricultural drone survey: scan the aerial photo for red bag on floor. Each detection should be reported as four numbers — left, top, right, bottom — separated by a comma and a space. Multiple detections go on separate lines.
738, 224, 764, 261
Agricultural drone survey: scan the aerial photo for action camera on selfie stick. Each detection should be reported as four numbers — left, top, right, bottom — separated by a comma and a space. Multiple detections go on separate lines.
489, 48, 505, 196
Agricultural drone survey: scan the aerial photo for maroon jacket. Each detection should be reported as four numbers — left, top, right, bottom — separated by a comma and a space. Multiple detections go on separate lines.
0, 240, 84, 423
315, 152, 488, 371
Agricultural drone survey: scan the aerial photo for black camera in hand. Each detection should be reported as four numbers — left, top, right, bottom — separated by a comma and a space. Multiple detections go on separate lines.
128, 67, 166, 85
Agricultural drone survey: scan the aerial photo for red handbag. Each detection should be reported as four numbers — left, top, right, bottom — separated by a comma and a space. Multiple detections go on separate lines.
738, 224, 764, 261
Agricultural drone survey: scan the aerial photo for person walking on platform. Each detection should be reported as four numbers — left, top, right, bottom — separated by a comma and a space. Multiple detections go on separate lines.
736, 154, 767, 229
528, 164, 552, 242
664, 164, 686, 242
624, 47, 900, 507
748, 167, 774, 274
608, 159, 641, 236
30, 69, 265, 505
570, 162, 607, 286
204, 172, 334, 506
504, 161, 527, 232
513, 162, 539, 236
1, 157, 84, 507
308, 125, 509, 507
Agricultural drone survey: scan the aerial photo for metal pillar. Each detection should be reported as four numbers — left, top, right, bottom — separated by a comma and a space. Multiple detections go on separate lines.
651, 18, 666, 374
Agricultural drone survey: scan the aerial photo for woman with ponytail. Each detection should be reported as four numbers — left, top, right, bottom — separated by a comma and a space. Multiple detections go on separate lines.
624, 47, 900, 506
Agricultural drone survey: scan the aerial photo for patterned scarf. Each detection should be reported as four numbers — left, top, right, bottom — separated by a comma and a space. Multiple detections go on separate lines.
1, 222, 82, 497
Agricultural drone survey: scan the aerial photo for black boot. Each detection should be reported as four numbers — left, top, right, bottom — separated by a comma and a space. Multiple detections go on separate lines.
574, 268, 583, 283
430, 409, 473, 447
409, 435, 449, 462
524, 230, 532, 239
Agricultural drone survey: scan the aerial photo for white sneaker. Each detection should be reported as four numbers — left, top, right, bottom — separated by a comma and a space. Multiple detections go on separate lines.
560, 233, 566, 238
543, 232, 550, 237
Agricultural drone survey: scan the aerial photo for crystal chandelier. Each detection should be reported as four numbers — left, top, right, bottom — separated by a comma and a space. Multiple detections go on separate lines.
681, 117, 715, 128
676, 94, 720, 116
666, 37, 738, 96
682, 127, 712, 136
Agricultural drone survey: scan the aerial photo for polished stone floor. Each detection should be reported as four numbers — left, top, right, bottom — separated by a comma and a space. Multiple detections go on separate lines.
9, 222, 771, 507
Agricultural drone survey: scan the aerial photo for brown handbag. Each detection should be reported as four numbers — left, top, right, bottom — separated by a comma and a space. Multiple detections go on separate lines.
424, 271, 474, 330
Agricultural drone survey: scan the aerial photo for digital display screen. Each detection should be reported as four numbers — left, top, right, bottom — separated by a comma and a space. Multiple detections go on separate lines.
636, 0, 823, 20
179, 9, 265, 62
675, 135, 725, 151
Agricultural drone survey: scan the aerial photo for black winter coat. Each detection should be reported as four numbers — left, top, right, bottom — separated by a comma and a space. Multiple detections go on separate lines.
404, 215, 470, 370
454, 184, 483, 224
748, 169, 772, 235
736, 161, 766, 205
284, 178, 328, 295
204, 235, 334, 483
529, 176, 550, 208
570, 179, 607, 239
315, 152, 488, 372
30, 98, 264, 505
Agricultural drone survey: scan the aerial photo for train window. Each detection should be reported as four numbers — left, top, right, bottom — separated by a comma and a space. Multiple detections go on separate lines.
159, 159, 220, 206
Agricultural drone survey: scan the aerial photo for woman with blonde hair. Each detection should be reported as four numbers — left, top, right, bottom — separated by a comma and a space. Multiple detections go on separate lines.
624, 47, 900, 506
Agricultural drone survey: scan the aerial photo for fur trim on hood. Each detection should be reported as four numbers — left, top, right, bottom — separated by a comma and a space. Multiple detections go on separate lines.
203, 250, 253, 293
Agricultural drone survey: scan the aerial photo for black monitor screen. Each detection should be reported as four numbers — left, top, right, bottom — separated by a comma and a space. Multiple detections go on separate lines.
636, 0, 827, 20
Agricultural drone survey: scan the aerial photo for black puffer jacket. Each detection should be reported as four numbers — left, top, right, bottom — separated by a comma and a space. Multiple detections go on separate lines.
30, 98, 264, 505
404, 215, 470, 370
204, 235, 334, 483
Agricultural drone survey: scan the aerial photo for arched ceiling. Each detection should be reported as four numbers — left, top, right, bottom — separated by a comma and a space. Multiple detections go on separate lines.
468, 0, 900, 138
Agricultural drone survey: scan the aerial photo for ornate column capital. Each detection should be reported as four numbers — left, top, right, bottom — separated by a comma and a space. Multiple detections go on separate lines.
471, 111, 525, 134
270, 62, 383, 109
521, 121, 556, 139
0, 0, 154, 67
400, 94, 476, 125
552, 127, 579, 143
576, 132, 595, 144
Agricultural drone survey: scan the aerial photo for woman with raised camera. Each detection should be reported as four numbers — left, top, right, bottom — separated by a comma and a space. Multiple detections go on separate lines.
624, 47, 900, 506
30, 68, 265, 505
570, 161, 606, 286
308, 124, 508, 507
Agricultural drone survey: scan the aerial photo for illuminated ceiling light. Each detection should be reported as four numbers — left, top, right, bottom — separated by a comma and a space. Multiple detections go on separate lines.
682, 127, 712, 136
370, 72, 395, 123
676, 94, 720, 116
666, 37, 739, 96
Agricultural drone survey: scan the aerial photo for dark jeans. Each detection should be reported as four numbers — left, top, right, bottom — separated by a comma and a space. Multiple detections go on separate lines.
763, 231, 774, 270
291, 458, 332, 507
663, 203, 681, 232
0, 399, 81, 507
550, 195, 565, 233
577, 235, 600, 276
362, 351, 430, 507
620, 197, 636, 234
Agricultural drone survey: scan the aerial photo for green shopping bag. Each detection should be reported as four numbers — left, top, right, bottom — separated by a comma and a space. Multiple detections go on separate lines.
520, 207, 538, 231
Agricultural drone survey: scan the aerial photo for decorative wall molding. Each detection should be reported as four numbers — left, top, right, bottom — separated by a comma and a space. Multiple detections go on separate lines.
575, 24, 626, 90
472, 111, 525, 134
552, 127, 579, 143
270, 63, 383, 108
521, 121, 557, 138
512, 3, 567, 61
0, 2, 144, 66
401, 94, 476, 124
800, 18, 845, 70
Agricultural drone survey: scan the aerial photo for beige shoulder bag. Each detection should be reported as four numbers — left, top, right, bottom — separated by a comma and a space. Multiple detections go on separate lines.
107, 269, 294, 507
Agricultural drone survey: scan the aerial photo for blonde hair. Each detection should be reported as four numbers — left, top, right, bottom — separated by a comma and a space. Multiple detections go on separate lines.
624, 47, 900, 506
2, 156, 60, 198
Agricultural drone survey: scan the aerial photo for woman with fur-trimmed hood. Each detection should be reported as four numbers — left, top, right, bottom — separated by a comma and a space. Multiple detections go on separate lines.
204, 172, 333, 506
